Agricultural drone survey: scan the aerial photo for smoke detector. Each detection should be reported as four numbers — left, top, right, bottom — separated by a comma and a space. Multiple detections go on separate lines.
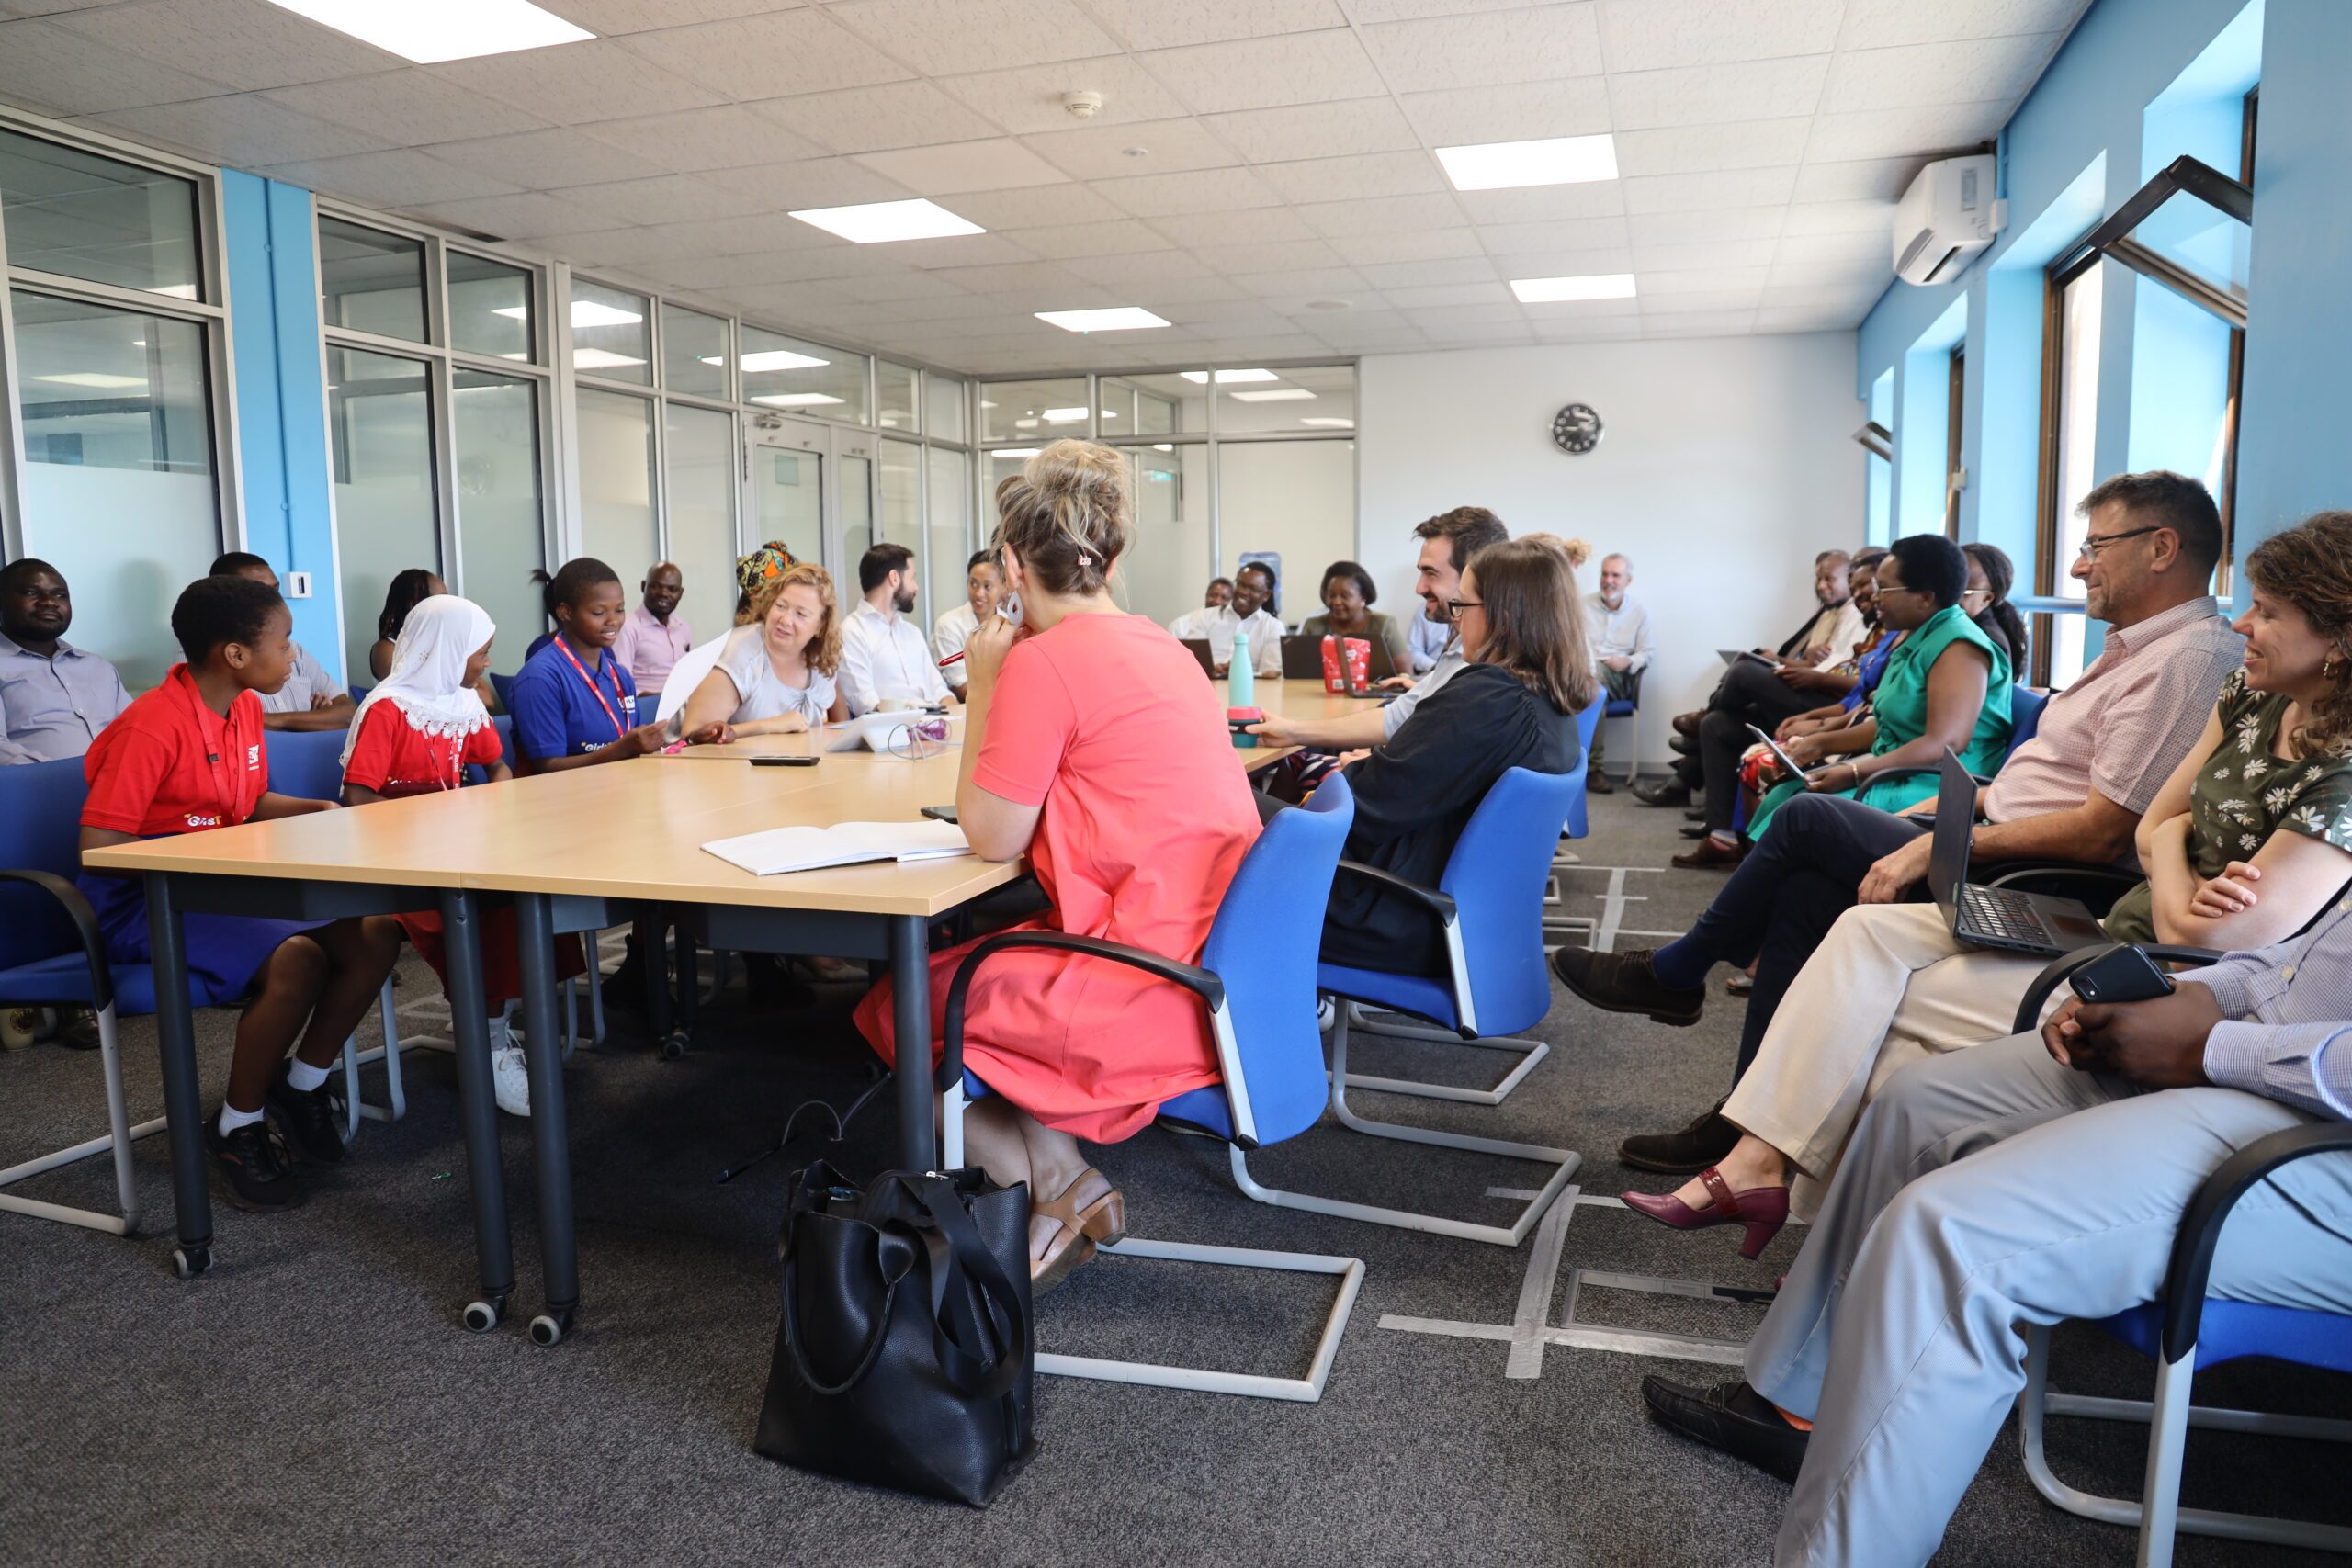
1062, 90, 1104, 119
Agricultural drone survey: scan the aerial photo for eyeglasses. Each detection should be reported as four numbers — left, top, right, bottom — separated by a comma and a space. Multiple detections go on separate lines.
2075, 525, 2163, 562
1445, 599, 1484, 620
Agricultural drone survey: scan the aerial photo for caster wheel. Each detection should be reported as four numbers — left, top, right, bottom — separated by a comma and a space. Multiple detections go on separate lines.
171, 1245, 210, 1280
529, 1308, 574, 1347
462, 1296, 507, 1334
660, 1032, 689, 1061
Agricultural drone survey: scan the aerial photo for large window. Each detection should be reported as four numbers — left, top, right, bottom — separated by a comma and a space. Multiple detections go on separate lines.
0, 126, 201, 297
570, 278, 650, 385
319, 217, 426, 344
1125, 444, 1209, 628
2038, 255, 2105, 686
663, 402, 737, 644
577, 389, 658, 584
327, 345, 438, 681
741, 324, 868, 422
451, 370, 543, 670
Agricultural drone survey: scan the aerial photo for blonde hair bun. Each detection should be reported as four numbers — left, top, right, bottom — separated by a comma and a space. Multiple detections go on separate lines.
992, 438, 1133, 597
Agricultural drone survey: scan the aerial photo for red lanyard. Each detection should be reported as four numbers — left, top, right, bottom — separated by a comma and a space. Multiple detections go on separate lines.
551, 636, 626, 742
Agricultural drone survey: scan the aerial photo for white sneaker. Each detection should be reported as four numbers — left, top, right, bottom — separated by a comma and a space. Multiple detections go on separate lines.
492, 1046, 532, 1118
1316, 996, 1336, 1032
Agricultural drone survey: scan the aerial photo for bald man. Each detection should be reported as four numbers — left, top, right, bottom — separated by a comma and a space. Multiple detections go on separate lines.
612, 561, 693, 705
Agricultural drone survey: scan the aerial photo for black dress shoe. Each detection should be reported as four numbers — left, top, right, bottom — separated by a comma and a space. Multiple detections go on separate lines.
1642, 1378, 1809, 1483
1620, 1099, 1742, 1173
1551, 947, 1704, 1025
1679, 824, 1709, 840
1668, 732, 1696, 757
1630, 777, 1691, 807
1586, 771, 1615, 795
1683, 805, 1706, 821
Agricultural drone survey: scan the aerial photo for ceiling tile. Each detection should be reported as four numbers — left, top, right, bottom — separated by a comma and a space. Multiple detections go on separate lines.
1486, 245, 1635, 279
1396, 77, 1612, 144
1381, 280, 1515, 309
1404, 302, 1529, 328
427, 128, 669, 189
1004, 219, 1171, 257
935, 55, 1186, 136
1839, 0, 2089, 50
756, 80, 1003, 154
1773, 228, 1889, 266
1531, 316, 1641, 343
400, 190, 617, 241
1627, 205, 1785, 245
1782, 199, 1896, 236
1635, 264, 1770, 293
695, 156, 916, 209
433, 41, 729, 126
1636, 287, 1764, 311
827, 0, 1119, 74
1595, 0, 1843, 71
1327, 228, 1487, 266
1020, 116, 1240, 179
528, 226, 699, 267
1623, 166, 1798, 214
1362, 6, 1605, 92
542, 0, 786, 31
1093, 165, 1281, 218
1084, 0, 1348, 49
1792, 155, 1919, 202
52, 0, 404, 92
1519, 295, 1637, 320
1137, 30, 1387, 114
1823, 33, 2062, 115
1202, 97, 1420, 164
1628, 236, 1777, 269
925, 260, 1090, 294
257, 149, 521, 209
616, 12, 910, 102
1254, 150, 1445, 204
1638, 309, 1757, 334
1340, 0, 1571, 19
1804, 101, 2010, 161
1755, 304, 1857, 332
1452, 182, 1625, 224
1199, 245, 1351, 278
0, 18, 230, 116
548, 173, 773, 227
1475, 216, 1631, 254
0, 0, 120, 13
1607, 55, 1830, 129
87, 94, 384, 167
1298, 191, 1468, 238
853, 138, 1071, 194
1355, 255, 1498, 288
578, 105, 829, 174
266, 72, 553, 145
857, 231, 1042, 268
1061, 248, 1219, 283
1612, 116, 1811, 174
1147, 206, 1318, 247
1123, 275, 1249, 303
947, 184, 1128, 229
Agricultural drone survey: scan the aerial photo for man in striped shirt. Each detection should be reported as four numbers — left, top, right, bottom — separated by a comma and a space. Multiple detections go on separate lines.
1641, 903, 2352, 1567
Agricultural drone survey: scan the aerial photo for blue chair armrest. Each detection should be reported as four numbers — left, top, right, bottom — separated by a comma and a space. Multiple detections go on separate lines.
0, 869, 114, 1011
2162, 1122, 2352, 1363
1331, 860, 1458, 924
2007, 942, 2227, 1034
1869, 763, 1995, 794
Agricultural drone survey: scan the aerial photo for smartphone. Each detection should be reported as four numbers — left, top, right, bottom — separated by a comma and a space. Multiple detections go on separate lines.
751, 755, 820, 768
921, 805, 958, 824
2068, 943, 2176, 1006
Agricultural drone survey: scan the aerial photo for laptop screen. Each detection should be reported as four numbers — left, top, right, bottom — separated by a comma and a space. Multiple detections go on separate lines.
1927, 748, 1977, 911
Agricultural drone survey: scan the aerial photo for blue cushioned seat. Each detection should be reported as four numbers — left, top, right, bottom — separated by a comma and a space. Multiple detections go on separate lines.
1310, 964, 1458, 1031
2098, 1300, 2352, 1376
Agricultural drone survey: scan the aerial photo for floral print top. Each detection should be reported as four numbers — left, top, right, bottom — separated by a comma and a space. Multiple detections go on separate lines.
2101, 669, 2352, 943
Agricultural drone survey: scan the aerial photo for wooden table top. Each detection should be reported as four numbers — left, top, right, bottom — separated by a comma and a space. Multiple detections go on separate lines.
78, 681, 1380, 917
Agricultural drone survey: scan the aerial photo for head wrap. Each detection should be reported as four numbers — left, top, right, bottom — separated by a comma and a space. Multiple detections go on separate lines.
338, 595, 496, 771
736, 542, 800, 599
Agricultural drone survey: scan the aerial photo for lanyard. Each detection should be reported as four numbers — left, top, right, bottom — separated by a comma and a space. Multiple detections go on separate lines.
551, 636, 626, 743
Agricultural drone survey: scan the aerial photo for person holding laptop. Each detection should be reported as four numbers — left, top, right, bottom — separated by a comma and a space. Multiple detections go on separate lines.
1618, 511, 2352, 1252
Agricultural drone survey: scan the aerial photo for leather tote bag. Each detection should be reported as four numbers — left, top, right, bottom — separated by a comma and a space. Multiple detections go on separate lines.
754, 1161, 1037, 1506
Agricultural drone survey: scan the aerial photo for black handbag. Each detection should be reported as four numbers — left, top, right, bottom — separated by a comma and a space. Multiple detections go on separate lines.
753, 1161, 1037, 1506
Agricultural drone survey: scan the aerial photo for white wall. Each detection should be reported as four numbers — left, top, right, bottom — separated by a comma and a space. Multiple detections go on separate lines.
1358, 333, 1864, 767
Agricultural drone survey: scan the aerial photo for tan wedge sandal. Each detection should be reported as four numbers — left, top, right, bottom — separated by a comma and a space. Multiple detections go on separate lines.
1029, 1167, 1126, 1295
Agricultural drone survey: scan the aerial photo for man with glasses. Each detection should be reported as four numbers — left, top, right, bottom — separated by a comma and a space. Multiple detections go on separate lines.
1563, 471, 2244, 1176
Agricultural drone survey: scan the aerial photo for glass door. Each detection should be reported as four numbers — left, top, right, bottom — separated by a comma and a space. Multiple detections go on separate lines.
744, 418, 827, 571
839, 431, 876, 592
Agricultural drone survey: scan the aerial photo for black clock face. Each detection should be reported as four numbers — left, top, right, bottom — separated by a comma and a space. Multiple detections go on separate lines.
1552, 402, 1602, 454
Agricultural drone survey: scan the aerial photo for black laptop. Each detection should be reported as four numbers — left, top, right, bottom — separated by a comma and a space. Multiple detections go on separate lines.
1180, 637, 1217, 676
1279, 633, 1397, 684
1928, 749, 2108, 957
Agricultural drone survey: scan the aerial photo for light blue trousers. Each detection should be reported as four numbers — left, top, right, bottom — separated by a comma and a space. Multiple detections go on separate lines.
1746, 1030, 2352, 1568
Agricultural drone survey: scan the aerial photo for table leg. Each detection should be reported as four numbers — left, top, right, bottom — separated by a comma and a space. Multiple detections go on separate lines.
146, 872, 214, 1279
514, 892, 579, 1346
438, 888, 514, 1332
642, 908, 672, 1042
889, 914, 935, 1170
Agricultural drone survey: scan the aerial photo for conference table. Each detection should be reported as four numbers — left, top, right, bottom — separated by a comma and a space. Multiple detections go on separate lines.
79, 677, 1379, 1340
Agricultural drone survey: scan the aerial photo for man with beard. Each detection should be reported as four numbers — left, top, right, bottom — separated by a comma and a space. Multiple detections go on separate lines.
839, 542, 957, 716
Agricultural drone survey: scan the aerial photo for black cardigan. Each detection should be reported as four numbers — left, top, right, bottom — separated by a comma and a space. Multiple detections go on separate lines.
1321, 662, 1583, 976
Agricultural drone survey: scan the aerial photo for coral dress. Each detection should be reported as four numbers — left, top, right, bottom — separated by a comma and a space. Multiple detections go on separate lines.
854, 613, 1262, 1142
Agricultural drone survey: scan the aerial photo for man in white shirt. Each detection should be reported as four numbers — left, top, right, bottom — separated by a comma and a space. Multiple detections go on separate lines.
933, 550, 1009, 697
839, 543, 957, 716
1207, 561, 1283, 679
1583, 552, 1655, 793
1167, 576, 1233, 641
211, 552, 356, 732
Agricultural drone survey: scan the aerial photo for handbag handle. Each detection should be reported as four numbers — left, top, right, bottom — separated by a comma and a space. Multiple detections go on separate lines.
779, 1235, 913, 1397
909, 1177, 1030, 1400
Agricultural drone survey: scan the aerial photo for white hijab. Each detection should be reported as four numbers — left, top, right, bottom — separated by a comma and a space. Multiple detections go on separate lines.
338, 594, 496, 769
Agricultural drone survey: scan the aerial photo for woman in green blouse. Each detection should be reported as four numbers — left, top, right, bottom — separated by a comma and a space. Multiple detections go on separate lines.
1297, 560, 1412, 676
1742, 535, 2011, 844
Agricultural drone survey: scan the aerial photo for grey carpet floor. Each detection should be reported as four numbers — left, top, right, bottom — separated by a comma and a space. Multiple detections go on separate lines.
2, 788, 2346, 1567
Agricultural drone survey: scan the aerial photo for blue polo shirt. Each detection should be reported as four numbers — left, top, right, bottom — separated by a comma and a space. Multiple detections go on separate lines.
510, 637, 639, 762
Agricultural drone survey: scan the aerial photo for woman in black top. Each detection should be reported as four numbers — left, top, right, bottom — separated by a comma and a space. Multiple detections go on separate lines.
1315, 535, 1599, 974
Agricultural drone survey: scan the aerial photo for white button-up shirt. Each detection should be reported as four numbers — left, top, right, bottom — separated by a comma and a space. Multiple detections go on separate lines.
839, 599, 951, 716
1205, 604, 1283, 677
1584, 591, 1655, 673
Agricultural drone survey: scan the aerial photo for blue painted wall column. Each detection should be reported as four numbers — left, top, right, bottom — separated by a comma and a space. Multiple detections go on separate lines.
220, 171, 341, 679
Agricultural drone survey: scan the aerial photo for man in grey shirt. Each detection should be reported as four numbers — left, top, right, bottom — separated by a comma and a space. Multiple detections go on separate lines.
0, 558, 130, 765
1244, 504, 1505, 752
211, 552, 355, 731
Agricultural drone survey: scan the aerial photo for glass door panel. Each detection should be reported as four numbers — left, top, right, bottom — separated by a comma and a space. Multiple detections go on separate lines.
746, 421, 825, 576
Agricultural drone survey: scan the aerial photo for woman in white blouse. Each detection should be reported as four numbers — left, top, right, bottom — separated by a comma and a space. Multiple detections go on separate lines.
680, 562, 848, 739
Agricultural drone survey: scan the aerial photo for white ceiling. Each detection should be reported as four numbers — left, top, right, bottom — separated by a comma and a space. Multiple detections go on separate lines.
0, 0, 2092, 373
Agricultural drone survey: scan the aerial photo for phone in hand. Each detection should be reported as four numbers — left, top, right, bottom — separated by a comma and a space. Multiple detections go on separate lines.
2068, 943, 2176, 1006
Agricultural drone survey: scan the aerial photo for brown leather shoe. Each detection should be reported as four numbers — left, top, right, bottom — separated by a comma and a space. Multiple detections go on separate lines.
1671, 709, 1703, 739
1030, 1167, 1126, 1295
1551, 946, 1704, 1026
1672, 836, 1747, 870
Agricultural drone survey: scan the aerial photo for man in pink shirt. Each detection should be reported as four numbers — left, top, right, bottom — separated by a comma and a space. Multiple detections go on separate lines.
1557, 471, 2245, 1171
610, 561, 692, 705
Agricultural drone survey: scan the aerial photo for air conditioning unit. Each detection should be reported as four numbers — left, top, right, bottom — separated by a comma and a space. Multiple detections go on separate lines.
1893, 154, 1998, 286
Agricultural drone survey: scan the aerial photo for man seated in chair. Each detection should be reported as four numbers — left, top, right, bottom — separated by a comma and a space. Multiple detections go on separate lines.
1638, 912, 2352, 1568
1558, 473, 2245, 1175
0, 558, 130, 765
1582, 551, 1652, 795
210, 552, 356, 731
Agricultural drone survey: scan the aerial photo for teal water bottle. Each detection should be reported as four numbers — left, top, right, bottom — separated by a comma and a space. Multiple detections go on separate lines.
1227, 649, 1255, 712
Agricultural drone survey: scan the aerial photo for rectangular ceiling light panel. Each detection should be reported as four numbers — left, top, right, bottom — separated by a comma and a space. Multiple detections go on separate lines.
1510, 272, 1638, 303
789, 199, 984, 243
1436, 134, 1618, 192
1178, 368, 1276, 384
1229, 388, 1317, 401
1035, 308, 1170, 333
261, 0, 593, 62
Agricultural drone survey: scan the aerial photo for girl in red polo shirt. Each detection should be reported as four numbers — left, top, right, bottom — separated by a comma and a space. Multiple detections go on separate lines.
78, 576, 401, 1213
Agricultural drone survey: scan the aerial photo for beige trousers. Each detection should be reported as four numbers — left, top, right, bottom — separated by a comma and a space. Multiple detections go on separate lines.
1722, 902, 2064, 1218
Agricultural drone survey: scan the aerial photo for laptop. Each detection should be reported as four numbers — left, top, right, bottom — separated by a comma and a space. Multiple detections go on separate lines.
1718, 648, 1783, 670
1928, 749, 2109, 958
1279, 633, 1397, 684
1180, 637, 1217, 676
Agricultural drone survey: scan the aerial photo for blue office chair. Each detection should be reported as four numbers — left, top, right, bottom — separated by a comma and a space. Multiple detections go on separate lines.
1562, 695, 1605, 841
936, 776, 1366, 1402
1602, 690, 1639, 786
348, 683, 372, 705
488, 671, 516, 711
1239, 766, 1583, 1248
2009, 944, 2352, 1564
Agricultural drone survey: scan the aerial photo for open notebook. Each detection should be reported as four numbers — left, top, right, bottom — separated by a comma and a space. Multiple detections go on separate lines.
701, 818, 972, 876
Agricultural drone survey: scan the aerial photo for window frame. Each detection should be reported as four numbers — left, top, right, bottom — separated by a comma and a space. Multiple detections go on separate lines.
2030, 243, 2106, 687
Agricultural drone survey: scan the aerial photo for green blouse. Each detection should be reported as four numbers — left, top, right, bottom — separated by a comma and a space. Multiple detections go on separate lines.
1297, 611, 1411, 672
2101, 670, 2352, 942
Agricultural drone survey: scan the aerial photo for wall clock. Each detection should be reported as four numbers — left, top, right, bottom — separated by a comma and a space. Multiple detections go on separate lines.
1551, 402, 1602, 455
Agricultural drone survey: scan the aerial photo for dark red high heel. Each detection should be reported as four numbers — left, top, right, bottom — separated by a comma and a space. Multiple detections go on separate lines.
1622, 1167, 1789, 1258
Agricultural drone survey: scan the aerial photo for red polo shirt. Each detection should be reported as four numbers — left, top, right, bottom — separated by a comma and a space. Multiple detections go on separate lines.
83, 665, 268, 836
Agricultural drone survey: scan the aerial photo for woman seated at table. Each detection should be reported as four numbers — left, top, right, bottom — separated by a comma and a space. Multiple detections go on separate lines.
852, 439, 1262, 1293
1627, 512, 2352, 1254
1729, 535, 2010, 852
677, 561, 847, 741
1298, 559, 1412, 675
77, 575, 401, 1212
1308, 534, 1596, 975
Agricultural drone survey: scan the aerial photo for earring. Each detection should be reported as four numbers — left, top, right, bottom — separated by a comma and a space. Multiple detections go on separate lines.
2328, 653, 2346, 683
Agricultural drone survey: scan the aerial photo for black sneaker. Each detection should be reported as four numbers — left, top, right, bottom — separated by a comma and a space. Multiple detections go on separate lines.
1551, 946, 1705, 1026
1620, 1099, 1742, 1174
266, 1062, 347, 1166
206, 1116, 307, 1211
